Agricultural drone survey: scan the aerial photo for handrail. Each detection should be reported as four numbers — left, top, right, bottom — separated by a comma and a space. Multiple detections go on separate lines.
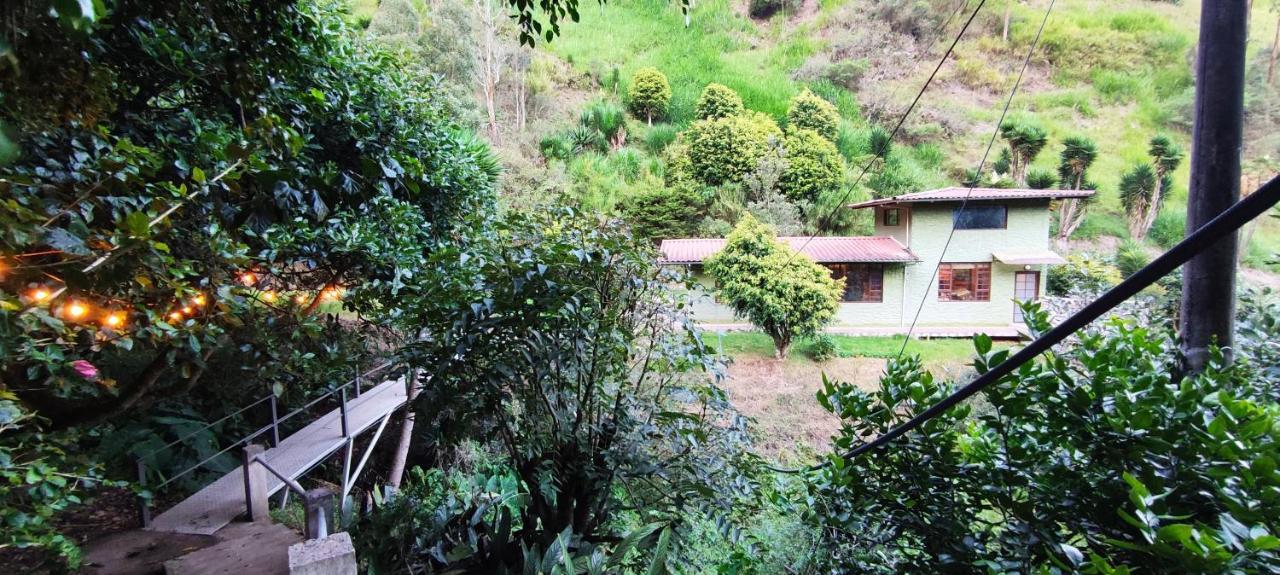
139, 395, 274, 461
255, 456, 306, 495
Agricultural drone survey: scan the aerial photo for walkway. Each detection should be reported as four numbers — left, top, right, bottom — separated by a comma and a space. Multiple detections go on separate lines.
148, 377, 409, 535
698, 323, 1029, 339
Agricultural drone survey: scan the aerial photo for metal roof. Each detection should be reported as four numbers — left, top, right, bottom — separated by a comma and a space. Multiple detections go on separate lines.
847, 187, 1095, 209
659, 236, 919, 264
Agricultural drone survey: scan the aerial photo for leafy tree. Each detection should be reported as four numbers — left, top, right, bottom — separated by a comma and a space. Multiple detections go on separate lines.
809, 306, 1280, 572
780, 129, 843, 204
628, 67, 671, 124
367, 0, 480, 126
621, 183, 708, 241
685, 111, 782, 186
786, 89, 840, 142
706, 215, 842, 358
382, 210, 757, 572
0, 1, 497, 563
999, 119, 1049, 184
695, 83, 746, 120
1055, 135, 1099, 244
1119, 136, 1180, 242
1145, 134, 1184, 234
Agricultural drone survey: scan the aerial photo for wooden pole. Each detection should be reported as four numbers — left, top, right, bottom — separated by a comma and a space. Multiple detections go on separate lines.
1180, 0, 1248, 373
242, 444, 270, 522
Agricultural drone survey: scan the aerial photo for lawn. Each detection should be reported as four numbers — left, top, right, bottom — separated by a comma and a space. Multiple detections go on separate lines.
715, 331, 983, 364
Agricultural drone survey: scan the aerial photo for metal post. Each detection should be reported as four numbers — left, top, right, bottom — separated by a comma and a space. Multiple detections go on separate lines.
1180, 0, 1248, 374
354, 361, 362, 398
269, 394, 280, 447
339, 387, 349, 438
134, 456, 151, 527
303, 488, 334, 540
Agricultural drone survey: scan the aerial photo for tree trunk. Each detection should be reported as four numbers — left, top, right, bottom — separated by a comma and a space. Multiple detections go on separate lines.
480, 0, 501, 143
772, 334, 790, 360
386, 367, 423, 492
1270, 15, 1279, 85
1142, 169, 1167, 237
1003, 3, 1012, 42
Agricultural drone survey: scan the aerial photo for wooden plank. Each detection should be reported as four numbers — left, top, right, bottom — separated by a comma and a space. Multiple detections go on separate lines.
149, 378, 408, 535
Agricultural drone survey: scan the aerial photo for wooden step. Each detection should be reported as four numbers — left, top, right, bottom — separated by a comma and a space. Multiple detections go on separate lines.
162, 522, 302, 575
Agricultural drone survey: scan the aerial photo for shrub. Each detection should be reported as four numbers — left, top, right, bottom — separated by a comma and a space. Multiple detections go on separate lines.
780, 129, 843, 204
685, 111, 782, 186
1148, 210, 1186, 249
1046, 254, 1121, 296
628, 67, 671, 124
643, 123, 680, 154
749, 0, 797, 18
579, 98, 627, 150
822, 58, 869, 90
539, 134, 572, 162
706, 215, 842, 358
621, 183, 708, 241
695, 83, 745, 120
1115, 239, 1151, 279
808, 334, 838, 362
787, 89, 840, 142
1025, 168, 1058, 190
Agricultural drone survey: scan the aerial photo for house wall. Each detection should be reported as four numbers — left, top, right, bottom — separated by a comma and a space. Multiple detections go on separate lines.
672, 264, 909, 327
900, 200, 1050, 326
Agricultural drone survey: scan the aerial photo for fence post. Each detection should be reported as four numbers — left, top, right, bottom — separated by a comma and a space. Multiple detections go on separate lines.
354, 361, 362, 398
303, 488, 334, 540
269, 394, 280, 447
134, 456, 151, 527
242, 444, 269, 522
339, 387, 349, 438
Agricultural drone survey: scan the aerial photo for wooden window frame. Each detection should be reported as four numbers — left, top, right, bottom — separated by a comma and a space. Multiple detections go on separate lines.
883, 208, 901, 227
938, 262, 991, 302
827, 263, 885, 303
952, 204, 1008, 230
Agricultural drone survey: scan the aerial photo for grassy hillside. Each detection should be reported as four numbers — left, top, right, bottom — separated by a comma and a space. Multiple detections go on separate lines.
541, 0, 1279, 270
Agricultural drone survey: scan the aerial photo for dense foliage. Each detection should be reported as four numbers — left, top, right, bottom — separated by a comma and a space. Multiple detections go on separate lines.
695, 83, 747, 121
780, 129, 844, 204
808, 304, 1280, 573
705, 215, 842, 358
787, 89, 841, 142
621, 184, 708, 241
0, 0, 497, 563
368, 209, 757, 572
685, 112, 783, 187
628, 67, 672, 124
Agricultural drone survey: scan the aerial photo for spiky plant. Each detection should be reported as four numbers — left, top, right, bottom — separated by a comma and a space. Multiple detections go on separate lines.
999, 119, 1048, 184
1120, 163, 1159, 240
1054, 136, 1099, 245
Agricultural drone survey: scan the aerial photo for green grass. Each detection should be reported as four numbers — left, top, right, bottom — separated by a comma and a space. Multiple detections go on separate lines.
717, 332, 984, 364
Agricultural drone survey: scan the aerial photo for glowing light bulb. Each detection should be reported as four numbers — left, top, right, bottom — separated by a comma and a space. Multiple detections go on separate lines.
261, 291, 277, 302
181, 306, 193, 315
239, 272, 257, 286
295, 294, 308, 305
192, 294, 207, 306
104, 312, 125, 328
66, 302, 88, 320
31, 288, 51, 301
168, 311, 184, 322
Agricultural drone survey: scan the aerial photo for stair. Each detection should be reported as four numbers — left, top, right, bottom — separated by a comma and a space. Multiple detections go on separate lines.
162, 522, 303, 575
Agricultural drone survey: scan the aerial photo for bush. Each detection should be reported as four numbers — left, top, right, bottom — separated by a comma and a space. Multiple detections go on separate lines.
628, 67, 671, 124
685, 111, 782, 186
787, 89, 840, 142
808, 334, 838, 362
822, 59, 869, 90
749, 0, 798, 18
1148, 210, 1186, 248
1115, 240, 1151, 279
1046, 254, 1121, 296
695, 83, 745, 120
539, 134, 571, 162
621, 183, 708, 241
1025, 168, 1058, 190
780, 129, 843, 204
643, 123, 680, 154
578, 98, 627, 149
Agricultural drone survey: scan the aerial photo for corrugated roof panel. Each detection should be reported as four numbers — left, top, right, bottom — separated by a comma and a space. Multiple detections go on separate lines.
659, 236, 919, 264
847, 187, 1095, 209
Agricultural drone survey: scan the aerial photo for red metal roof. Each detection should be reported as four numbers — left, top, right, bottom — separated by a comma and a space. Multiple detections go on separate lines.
659, 236, 919, 264
847, 187, 1095, 209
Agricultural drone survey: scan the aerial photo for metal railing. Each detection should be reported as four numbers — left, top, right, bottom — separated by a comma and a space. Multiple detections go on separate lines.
134, 361, 397, 526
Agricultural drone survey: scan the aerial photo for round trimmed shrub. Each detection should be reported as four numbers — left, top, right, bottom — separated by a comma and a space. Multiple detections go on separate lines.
780, 128, 843, 203
628, 67, 671, 124
695, 83, 745, 120
808, 333, 838, 362
686, 111, 782, 186
787, 89, 840, 142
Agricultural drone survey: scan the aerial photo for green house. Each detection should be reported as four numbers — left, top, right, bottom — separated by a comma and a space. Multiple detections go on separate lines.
660, 187, 1094, 336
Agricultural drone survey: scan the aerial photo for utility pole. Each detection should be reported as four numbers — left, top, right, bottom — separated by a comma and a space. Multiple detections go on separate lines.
1180, 0, 1248, 374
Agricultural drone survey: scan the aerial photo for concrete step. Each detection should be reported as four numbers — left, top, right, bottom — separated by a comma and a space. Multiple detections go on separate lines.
162, 522, 302, 575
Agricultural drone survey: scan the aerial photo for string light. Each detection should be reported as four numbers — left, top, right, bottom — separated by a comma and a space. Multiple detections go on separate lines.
238, 272, 257, 286
192, 294, 207, 306
30, 287, 51, 302
168, 311, 184, 322
295, 294, 308, 305
66, 301, 88, 320
103, 311, 126, 328
261, 290, 277, 302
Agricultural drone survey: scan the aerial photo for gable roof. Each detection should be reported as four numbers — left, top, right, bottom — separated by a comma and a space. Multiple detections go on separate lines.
659, 236, 919, 265
847, 187, 1095, 209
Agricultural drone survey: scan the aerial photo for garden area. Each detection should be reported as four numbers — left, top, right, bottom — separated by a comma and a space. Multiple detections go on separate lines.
2, 0, 1280, 574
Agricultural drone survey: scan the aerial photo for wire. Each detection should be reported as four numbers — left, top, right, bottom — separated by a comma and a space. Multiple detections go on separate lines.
896, 0, 1057, 358
782, 0, 989, 267
764, 0, 1058, 475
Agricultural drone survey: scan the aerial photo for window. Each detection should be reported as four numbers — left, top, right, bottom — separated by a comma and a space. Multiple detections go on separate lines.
828, 264, 884, 302
938, 263, 991, 301
883, 208, 901, 227
953, 205, 1007, 229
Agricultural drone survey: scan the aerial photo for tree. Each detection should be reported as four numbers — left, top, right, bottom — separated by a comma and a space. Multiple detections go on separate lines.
787, 89, 840, 142
779, 128, 844, 204
685, 111, 782, 186
999, 119, 1049, 184
377, 210, 756, 572
621, 182, 708, 240
628, 67, 671, 124
706, 215, 842, 358
1055, 135, 1099, 245
1120, 163, 1161, 240
1145, 134, 1184, 235
1270, 0, 1279, 85
695, 83, 746, 120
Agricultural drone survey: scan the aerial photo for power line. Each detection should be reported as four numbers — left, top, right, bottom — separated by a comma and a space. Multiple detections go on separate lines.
896, 0, 1057, 358
781, 0, 988, 267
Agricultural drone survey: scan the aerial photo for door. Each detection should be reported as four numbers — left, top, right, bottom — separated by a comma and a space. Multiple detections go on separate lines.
1013, 271, 1040, 323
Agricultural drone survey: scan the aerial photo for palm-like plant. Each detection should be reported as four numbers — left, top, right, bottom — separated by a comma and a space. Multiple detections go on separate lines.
999, 119, 1049, 184
1120, 163, 1159, 240
1054, 136, 1098, 245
